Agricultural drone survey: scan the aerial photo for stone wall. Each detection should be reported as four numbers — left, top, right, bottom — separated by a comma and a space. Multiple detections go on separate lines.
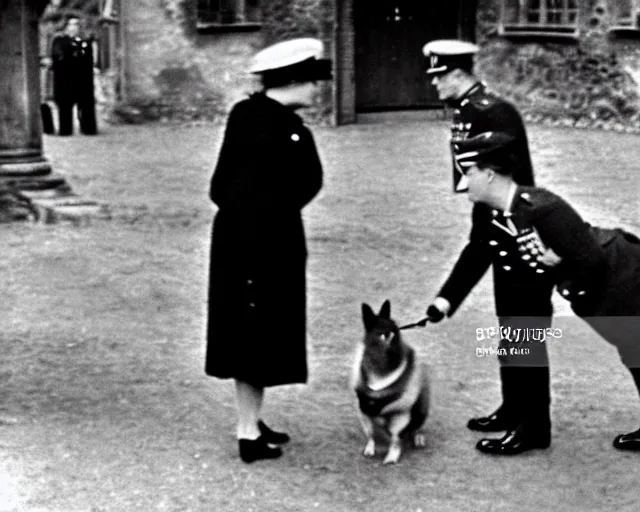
119, 0, 333, 124
260, 0, 334, 123
121, 0, 260, 122
112, 0, 640, 129
475, 0, 640, 132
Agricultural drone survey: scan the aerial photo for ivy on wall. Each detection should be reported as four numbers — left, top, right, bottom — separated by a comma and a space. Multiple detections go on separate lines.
261, 0, 330, 43
478, 41, 640, 131
476, 0, 640, 131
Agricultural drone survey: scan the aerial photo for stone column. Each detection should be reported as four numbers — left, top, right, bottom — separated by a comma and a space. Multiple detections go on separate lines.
0, 0, 53, 181
0, 1, 106, 223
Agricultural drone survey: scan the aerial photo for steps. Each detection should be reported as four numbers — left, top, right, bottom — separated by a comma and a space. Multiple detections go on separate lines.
0, 163, 109, 224
21, 188, 110, 224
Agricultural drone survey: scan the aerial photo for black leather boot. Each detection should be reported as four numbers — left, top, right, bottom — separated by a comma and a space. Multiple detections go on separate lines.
467, 403, 518, 432
476, 420, 551, 455
613, 428, 640, 451
258, 420, 290, 444
468, 367, 520, 432
476, 366, 551, 455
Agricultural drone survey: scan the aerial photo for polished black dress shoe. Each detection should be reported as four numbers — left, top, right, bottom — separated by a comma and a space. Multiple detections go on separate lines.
467, 406, 517, 432
258, 420, 290, 444
239, 436, 283, 463
613, 427, 640, 451
476, 425, 551, 455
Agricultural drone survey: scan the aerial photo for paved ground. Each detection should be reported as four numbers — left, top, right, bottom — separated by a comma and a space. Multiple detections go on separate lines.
1, 117, 639, 512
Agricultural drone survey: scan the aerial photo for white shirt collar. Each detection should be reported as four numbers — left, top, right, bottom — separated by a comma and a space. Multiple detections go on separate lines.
503, 183, 518, 216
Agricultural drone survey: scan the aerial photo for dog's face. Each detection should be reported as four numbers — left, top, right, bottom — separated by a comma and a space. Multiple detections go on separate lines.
361, 300, 400, 350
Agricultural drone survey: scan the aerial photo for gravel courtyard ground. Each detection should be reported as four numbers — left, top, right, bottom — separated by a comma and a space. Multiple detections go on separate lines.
1, 116, 639, 512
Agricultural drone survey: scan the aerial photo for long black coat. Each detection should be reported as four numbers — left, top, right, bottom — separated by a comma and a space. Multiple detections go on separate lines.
205, 93, 323, 387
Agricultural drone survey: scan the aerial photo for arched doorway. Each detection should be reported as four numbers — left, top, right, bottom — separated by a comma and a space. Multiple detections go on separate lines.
353, 0, 476, 112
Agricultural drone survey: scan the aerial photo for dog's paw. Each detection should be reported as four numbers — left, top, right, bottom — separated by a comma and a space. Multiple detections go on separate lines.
413, 432, 426, 448
363, 439, 376, 457
383, 445, 402, 465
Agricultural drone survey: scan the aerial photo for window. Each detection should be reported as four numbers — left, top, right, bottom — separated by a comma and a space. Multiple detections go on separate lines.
609, 0, 640, 33
197, 0, 262, 28
499, 0, 579, 37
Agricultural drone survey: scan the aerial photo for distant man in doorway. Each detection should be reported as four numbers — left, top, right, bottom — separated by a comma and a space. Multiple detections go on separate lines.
51, 15, 97, 136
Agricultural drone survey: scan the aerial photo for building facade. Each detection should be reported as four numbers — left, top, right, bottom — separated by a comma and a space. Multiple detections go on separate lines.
48, 0, 640, 130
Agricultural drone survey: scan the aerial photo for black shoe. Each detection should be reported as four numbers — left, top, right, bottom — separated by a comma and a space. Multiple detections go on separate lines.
613, 428, 640, 451
238, 436, 283, 463
476, 424, 551, 455
467, 405, 518, 432
258, 420, 290, 444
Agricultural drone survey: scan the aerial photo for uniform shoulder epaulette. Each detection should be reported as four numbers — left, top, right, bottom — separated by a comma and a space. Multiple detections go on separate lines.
468, 91, 498, 110
515, 189, 544, 209
519, 191, 533, 204
518, 187, 552, 205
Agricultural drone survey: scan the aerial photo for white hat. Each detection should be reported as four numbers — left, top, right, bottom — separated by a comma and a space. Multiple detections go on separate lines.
422, 39, 479, 75
249, 38, 325, 74
422, 39, 479, 57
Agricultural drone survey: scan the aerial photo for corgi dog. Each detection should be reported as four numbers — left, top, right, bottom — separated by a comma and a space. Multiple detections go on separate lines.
352, 300, 430, 464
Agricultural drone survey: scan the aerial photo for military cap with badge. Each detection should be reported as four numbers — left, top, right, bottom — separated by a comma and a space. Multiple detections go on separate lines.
249, 37, 332, 89
422, 40, 483, 193
453, 131, 515, 171
422, 39, 479, 76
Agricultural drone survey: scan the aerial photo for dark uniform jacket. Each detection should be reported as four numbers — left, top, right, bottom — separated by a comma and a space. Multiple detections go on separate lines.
51, 34, 95, 104
486, 186, 640, 367
205, 93, 323, 387
498, 186, 640, 318
439, 83, 554, 320
438, 188, 556, 319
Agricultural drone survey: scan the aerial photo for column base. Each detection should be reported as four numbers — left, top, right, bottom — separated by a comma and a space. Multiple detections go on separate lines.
0, 157, 109, 224
0, 160, 52, 177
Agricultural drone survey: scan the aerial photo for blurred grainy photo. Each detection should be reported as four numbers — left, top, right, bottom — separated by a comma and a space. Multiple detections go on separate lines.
1, 1, 640, 511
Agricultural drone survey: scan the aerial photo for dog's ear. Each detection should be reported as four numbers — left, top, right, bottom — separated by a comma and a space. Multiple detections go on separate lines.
362, 303, 377, 331
379, 300, 391, 319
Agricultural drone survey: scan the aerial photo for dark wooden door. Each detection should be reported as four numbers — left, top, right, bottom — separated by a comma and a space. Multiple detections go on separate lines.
354, 0, 466, 111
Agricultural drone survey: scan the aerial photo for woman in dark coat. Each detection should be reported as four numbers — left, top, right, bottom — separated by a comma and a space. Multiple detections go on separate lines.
205, 38, 331, 463
450, 130, 640, 452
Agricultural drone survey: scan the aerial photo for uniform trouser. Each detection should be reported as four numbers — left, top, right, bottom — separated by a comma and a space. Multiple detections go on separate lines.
56, 100, 74, 135
497, 316, 552, 425
584, 316, 640, 407
56, 97, 97, 136
78, 97, 97, 135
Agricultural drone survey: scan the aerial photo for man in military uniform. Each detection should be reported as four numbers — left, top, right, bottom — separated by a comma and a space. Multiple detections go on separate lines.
449, 130, 640, 452
51, 16, 97, 136
422, 40, 554, 455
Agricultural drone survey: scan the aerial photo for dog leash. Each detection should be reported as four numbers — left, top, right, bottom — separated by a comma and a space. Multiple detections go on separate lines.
399, 317, 430, 330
